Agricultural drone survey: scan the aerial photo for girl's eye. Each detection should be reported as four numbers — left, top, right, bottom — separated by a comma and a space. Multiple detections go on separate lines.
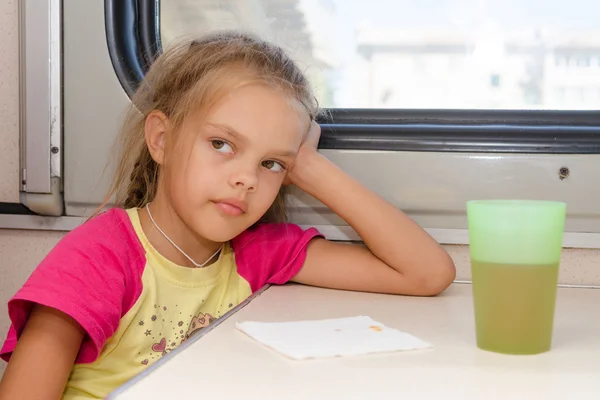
211, 140, 233, 154
262, 160, 284, 172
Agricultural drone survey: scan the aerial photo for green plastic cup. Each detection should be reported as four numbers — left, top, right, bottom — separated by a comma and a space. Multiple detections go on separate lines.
467, 200, 566, 355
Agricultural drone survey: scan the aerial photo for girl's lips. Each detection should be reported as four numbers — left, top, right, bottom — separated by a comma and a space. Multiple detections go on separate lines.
213, 199, 247, 216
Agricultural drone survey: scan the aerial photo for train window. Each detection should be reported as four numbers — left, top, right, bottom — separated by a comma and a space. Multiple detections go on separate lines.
160, 0, 600, 111
38, 0, 600, 240
8, 0, 600, 236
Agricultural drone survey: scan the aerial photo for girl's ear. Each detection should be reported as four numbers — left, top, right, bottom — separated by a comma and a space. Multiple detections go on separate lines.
145, 110, 169, 165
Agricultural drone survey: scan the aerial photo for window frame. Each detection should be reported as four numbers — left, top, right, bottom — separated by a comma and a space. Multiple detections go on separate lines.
105, 0, 600, 155
7, 0, 600, 249
0, 0, 64, 217
2, 0, 598, 252
87, 0, 600, 248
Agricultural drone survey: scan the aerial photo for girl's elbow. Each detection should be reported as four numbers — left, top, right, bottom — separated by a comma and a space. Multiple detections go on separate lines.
420, 254, 456, 296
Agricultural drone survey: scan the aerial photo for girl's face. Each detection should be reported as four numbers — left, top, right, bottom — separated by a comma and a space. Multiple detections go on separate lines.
166, 84, 308, 242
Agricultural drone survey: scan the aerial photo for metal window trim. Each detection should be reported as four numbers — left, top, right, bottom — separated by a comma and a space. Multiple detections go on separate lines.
19, 0, 62, 194
105, 280, 600, 398
303, 225, 600, 250
0, 214, 82, 231
1, 215, 599, 250
105, 284, 271, 399
318, 120, 600, 153
49, 0, 62, 181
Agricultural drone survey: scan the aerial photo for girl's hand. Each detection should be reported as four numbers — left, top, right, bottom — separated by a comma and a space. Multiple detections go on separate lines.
284, 121, 321, 186
300, 120, 322, 151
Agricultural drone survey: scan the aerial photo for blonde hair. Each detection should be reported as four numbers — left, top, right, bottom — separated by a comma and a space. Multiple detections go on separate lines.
97, 31, 319, 223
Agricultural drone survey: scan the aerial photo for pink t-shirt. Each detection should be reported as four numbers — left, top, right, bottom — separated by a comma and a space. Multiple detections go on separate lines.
0, 208, 322, 399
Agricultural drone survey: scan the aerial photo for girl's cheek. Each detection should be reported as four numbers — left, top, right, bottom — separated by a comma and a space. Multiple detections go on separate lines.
261, 170, 286, 190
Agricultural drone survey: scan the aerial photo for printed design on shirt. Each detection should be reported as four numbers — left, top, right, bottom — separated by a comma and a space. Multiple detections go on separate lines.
137, 303, 193, 365
183, 312, 216, 341
137, 303, 220, 366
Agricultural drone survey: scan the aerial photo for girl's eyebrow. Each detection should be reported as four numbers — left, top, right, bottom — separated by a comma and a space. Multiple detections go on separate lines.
273, 149, 298, 159
207, 123, 246, 142
207, 122, 297, 158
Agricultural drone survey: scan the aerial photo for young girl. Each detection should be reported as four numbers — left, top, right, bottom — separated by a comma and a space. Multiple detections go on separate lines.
0, 32, 455, 399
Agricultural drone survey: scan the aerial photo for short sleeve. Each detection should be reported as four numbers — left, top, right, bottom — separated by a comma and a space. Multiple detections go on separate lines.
232, 223, 323, 292
0, 208, 146, 364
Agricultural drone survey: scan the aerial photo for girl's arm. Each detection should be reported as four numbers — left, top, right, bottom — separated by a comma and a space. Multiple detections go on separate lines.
289, 123, 456, 296
0, 305, 84, 400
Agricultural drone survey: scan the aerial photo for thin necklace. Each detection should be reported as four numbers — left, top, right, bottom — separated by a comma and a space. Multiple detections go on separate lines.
145, 203, 223, 268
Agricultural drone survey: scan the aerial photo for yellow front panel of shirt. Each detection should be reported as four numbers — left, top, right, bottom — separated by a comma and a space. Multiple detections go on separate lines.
62, 209, 253, 399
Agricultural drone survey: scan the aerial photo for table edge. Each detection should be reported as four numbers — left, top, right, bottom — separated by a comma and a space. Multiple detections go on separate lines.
106, 284, 272, 399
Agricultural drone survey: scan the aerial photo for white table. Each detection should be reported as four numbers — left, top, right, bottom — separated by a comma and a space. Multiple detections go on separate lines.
109, 283, 600, 400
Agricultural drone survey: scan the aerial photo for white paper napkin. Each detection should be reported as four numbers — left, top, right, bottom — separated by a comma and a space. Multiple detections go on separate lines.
235, 316, 432, 360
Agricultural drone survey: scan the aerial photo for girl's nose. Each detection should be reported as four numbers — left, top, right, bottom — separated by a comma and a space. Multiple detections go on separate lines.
228, 165, 258, 192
